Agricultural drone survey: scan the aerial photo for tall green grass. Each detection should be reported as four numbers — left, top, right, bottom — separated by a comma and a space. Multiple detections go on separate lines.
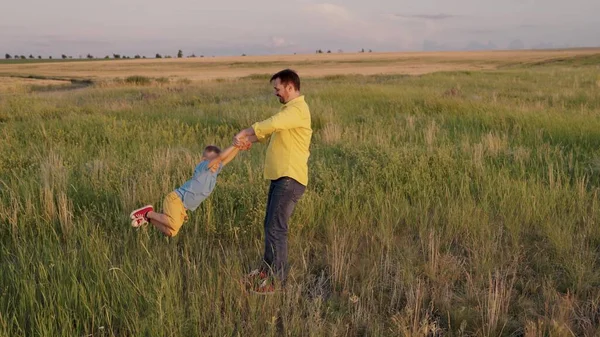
1, 62, 600, 336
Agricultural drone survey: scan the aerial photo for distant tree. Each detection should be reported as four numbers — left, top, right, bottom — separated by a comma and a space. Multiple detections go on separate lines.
177, 49, 183, 58
241, 53, 247, 56
134, 54, 141, 59
327, 50, 331, 54
142, 56, 147, 59
200, 55, 204, 58
38, 55, 42, 59
20, 55, 26, 59
113, 54, 121, 59
62, 54, 67, 59
166, 55, 172, 58
360, 48, 365, 53
316, 49, 323, 54
508, 39, 525, 50
156, 53, 162, 59
190, 53, 196, 58
369, 49, 372, 53
5, 53, 11, 59
69, 56, 73, 59
87, 54, 94, 59
104, 55, 110, 59
29, 54, 34, 59
49, 56, 52, 59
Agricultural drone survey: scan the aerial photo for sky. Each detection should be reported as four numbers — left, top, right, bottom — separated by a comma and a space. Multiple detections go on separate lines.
1, 0, 599, 57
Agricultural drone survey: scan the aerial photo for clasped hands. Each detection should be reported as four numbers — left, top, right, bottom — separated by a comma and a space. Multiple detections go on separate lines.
207, 131, 252, 172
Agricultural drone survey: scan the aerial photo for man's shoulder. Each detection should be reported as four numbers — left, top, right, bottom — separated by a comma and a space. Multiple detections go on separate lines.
288, 99, 310, 115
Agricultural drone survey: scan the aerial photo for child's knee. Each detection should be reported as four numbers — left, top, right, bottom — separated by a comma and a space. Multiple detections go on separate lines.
164, 218, 182, 237
163, 225, 179, 237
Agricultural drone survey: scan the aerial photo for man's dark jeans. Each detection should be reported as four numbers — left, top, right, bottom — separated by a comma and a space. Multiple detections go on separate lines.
262, 177, 305, 282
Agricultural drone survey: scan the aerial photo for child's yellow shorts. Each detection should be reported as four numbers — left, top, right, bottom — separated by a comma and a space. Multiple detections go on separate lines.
163, 191, 188, 237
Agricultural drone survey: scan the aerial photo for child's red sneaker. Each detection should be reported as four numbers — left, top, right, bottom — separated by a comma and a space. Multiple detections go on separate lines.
130, 205, 154, 228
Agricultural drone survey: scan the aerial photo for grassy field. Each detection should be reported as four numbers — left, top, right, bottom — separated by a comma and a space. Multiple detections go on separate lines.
1, 51, 600, 336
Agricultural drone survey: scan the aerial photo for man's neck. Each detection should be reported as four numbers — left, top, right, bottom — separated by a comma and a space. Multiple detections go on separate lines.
285, 92, 301, 104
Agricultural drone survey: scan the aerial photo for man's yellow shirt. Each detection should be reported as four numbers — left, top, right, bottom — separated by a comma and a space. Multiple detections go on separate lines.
252, 95, 312, 186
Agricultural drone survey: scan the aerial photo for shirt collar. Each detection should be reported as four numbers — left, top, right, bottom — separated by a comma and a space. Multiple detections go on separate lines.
284, 95, 304, 107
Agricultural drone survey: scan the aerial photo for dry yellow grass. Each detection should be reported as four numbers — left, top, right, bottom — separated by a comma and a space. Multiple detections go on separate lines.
0, 77, 70, 91
0, 48, 598, 82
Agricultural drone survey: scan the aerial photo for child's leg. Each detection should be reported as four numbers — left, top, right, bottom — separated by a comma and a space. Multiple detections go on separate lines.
148, 192, 187, 237
147, 211, 175, 237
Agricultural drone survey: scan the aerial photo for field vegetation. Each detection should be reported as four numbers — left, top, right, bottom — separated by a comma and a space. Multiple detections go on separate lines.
1, 51, 600, 336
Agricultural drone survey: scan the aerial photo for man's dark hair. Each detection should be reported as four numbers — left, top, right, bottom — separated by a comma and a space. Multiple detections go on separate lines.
204, 145, 222, 155
270, 69, 301, 91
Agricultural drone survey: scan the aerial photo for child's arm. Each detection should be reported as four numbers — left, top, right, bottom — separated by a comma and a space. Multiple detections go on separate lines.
220, 145, 240, 166
208, 145, 239, 172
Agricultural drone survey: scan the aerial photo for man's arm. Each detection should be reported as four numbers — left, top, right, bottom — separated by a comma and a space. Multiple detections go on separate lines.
234, 107, 303, 145
245, 134, 259, 143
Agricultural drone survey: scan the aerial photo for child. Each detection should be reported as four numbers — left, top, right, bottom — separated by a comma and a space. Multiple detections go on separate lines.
130, 142, 249, 237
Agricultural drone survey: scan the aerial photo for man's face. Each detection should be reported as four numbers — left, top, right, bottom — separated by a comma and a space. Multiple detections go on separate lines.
272, 78, 293, 104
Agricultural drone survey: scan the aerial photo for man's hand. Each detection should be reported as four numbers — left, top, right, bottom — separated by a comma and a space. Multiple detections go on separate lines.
235, 139, 252, 151
233, 130, 247, 147
234, 127, 256, 147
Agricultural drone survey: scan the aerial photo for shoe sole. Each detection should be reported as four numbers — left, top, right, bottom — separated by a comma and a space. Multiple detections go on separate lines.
131, 219, 148, 228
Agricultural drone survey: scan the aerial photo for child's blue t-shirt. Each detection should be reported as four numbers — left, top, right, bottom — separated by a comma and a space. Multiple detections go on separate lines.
174, 160, 222, 211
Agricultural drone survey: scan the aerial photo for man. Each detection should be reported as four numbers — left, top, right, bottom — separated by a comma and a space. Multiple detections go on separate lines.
234, 69, 312, 293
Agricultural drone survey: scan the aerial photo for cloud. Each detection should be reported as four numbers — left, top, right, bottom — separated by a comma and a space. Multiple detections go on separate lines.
299, 4, 429, 50
304, 3, 353, 23
394, 14, 459, 20
270, 37, 287, 48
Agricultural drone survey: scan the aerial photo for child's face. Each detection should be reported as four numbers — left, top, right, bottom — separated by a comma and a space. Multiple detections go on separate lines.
203, 150, 220, 160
